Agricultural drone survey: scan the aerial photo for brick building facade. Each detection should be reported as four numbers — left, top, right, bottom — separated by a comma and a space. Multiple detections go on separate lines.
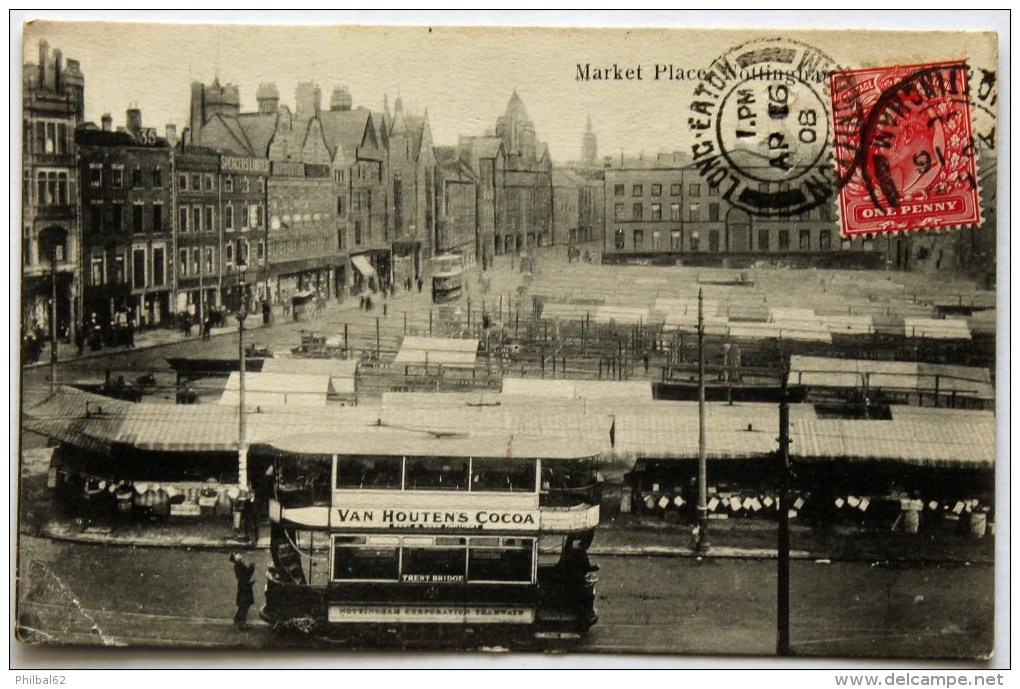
77, 110, 174, 327
602, 154, 885, 268
21, 41, 85, 337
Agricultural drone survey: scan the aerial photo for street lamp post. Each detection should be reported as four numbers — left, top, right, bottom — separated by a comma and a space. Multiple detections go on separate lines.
776, 372, 793, 656
236, 244, 248, 488
49, 250, 59, 395
696, 288, 710, 553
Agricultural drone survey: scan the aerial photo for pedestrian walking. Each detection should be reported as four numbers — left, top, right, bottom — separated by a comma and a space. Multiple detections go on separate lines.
262, 300, 271, 327
203, 316, 212, 342
127, 318, 136, 349
417, 277, 424, 293
229, 552, 256, 628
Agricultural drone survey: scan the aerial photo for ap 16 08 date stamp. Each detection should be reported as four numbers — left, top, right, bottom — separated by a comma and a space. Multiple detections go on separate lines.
830, 61, 982, 236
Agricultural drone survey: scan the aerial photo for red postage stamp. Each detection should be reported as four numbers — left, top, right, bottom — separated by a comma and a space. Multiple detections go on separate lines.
830, 61, 982, 236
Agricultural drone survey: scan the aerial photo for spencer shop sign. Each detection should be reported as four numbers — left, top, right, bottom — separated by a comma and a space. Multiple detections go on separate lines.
220, 156, 270, 174
334, 508, 538, 530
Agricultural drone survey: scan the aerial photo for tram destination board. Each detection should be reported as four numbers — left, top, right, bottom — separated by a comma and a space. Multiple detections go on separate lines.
15, 14, 1001, 666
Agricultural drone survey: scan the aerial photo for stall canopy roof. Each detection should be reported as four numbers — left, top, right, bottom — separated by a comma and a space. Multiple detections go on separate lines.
260, 357, 358, 378
393, 336, 479, 369
787, 355, 994, 399
24, 387, 995, 469
351, 254, 377, 278
265, 427, 599, 460
220, 372, 331, 408
790, 413, 995, 468
500, 378, 652, 400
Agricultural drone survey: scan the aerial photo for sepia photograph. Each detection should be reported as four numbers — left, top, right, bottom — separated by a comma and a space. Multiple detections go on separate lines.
12, 11, 1006, 671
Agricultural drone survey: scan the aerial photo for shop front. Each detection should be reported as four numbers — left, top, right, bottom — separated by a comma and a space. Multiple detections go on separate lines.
351, 251, 390, 294
392, 239, 422, 289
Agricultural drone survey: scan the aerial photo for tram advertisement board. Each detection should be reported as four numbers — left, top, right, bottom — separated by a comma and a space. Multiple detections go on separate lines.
333, 507, 539, 531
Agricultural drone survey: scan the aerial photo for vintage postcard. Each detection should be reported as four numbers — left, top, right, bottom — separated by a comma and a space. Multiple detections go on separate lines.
15, 17, 1001, 665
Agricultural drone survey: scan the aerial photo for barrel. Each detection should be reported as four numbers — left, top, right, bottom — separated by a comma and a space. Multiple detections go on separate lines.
969, 511, 988, 539
899, 499, 921, 534
154, 487, 171, 518
116, 489, 134, 515
214, 489, 233, 516
901, 509, 920, 534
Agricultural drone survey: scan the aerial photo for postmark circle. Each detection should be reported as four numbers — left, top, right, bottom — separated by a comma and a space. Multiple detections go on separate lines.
687, 38, 842, 218
716, 75, 830, 184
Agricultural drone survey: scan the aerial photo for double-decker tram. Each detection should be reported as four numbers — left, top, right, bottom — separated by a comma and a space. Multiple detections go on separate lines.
256, 428, 600, 642
429, 253, 464, 303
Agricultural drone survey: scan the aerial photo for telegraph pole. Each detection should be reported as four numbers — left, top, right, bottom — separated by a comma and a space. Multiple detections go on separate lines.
696, 288, 710, 553
236, 243, 248, 488
777, 372, 792, 655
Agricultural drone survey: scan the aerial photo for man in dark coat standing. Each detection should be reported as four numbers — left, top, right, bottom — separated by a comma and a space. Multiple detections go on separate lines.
230, 552, 256, 628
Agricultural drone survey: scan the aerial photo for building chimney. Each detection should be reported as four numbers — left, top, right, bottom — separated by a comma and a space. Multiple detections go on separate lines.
53, 49, 62, 89
330, 85, 353, 112
126, 107, 142, 136
256, 83, 280, 115
39, 40, 49, 89
101, 113, 113, 131
165, 124, 178, 148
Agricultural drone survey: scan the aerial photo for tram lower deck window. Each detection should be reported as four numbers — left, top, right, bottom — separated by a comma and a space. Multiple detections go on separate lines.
402, 543, 467, 582
331, 536, 534, 584
468, 538, 533, 582
333, 544, 399, 581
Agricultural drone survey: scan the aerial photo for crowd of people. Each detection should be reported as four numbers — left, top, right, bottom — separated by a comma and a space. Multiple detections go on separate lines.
178, 307, 227, 341
566, 244, 593, 264
74, 311, 137, 354
20, 320, 52, 364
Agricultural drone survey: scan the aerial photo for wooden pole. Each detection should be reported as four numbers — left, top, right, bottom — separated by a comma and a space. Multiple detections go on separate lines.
49, 253, 58, 395
777, 372, 792, 656
696, 288, 710, 554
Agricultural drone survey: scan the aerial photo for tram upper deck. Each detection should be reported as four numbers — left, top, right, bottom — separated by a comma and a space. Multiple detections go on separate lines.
257, 428, 602, 535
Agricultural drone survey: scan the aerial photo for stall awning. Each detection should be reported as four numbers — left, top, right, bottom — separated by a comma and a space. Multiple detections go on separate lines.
351, 255, 377, 279
393, 336, 479, 369
220, 372, 329, 408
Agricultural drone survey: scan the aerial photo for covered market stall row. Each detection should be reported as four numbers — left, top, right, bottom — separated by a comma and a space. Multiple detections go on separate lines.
24, 387, 995, 533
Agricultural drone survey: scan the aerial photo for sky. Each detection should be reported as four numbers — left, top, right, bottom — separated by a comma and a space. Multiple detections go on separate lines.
19, 13, 1001, 165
